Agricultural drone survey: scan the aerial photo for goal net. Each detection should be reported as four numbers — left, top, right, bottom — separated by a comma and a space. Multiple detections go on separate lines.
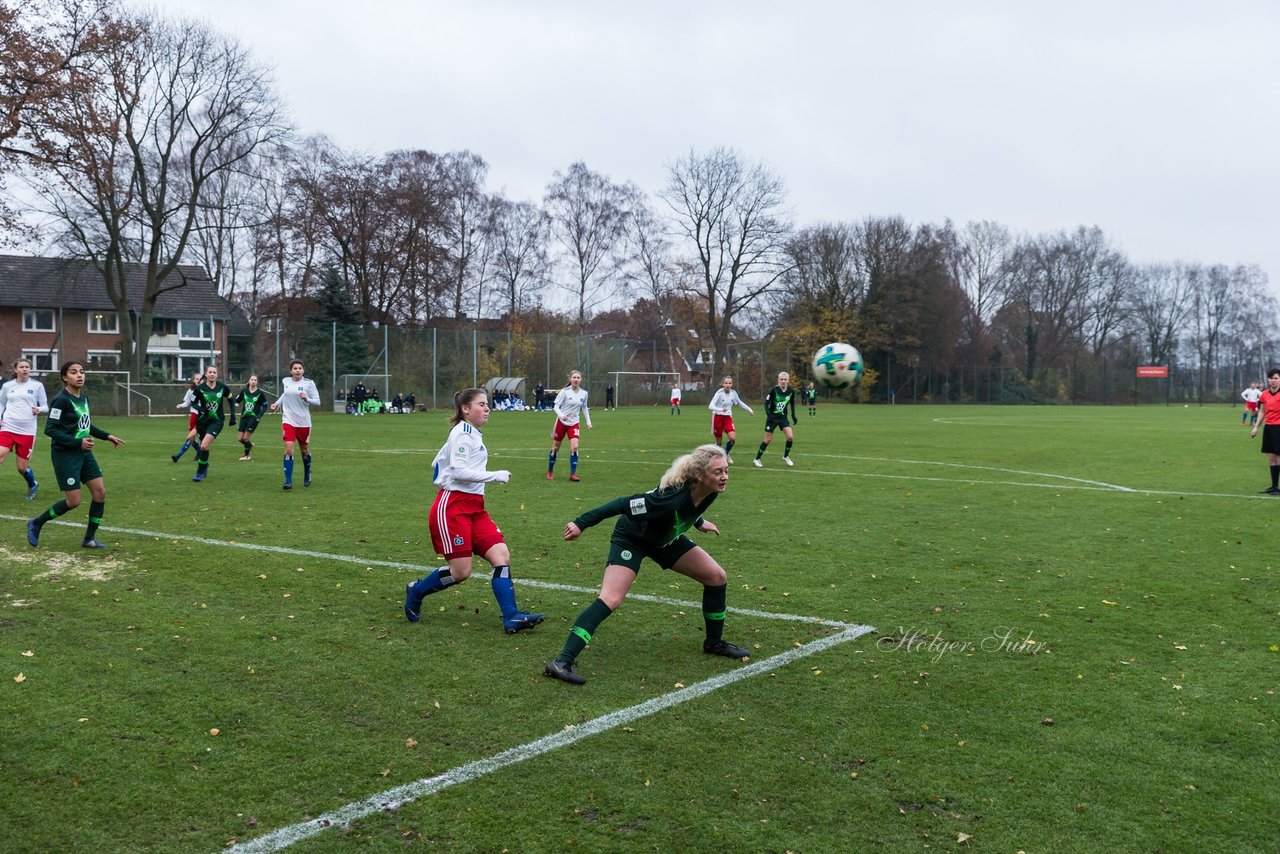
339, 373, 392, 413
608, 371, 683, 408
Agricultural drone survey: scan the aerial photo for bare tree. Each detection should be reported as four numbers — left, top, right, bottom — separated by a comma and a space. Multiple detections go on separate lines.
661, 146, 791, 379
438, 149, 491, 320
544, 161, 632, 333
24, 9, 287, 378
1129, 263, 1194, 365
488, 197, 549, 322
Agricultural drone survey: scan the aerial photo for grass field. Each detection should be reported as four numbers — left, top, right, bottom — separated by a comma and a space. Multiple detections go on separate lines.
1, 402, 1278, 852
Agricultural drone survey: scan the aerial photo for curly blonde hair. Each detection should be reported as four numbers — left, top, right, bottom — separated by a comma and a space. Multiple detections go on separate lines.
659, 444, 728, 489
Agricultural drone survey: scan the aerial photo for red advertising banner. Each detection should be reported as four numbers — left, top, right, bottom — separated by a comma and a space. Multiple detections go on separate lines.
1136, 366, 1169, 378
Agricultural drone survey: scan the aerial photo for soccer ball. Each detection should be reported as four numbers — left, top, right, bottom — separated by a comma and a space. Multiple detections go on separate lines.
812, 342, 863, 390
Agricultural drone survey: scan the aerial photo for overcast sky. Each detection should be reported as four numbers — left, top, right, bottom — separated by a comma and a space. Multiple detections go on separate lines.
150, 0, 1280, 291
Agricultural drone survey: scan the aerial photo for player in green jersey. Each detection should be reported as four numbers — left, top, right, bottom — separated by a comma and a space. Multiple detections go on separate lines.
26, 360, 123, 549
543, 444, 749, 685
190, 365, 234, 481
754, 371, 798, 467
232, 375, 270, 460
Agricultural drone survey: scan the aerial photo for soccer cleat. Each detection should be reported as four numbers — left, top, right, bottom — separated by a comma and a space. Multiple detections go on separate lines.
26, 481, 38, 500
282, 482, 292, 491
703, 638, 750, 659
543, 658, 586, 685
546, 471, 554, 480
1260, 487, 1280, 495
503, 611, 545, 633
404, 584, 423, 623
238, 455, 251, 461
303, 476, 312, 487
569, 474, 581, 482
752, 459, 763, 468
26, 518, 40, 547
784, 457, 794, 467
171, 454, 180, 463
81, 538, 109, 550
192, 471, 206, 482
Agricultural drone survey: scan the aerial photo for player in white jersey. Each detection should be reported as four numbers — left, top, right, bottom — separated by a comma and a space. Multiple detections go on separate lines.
268, 359, 321, 490
1243, 382, 1263, 427
707, 375, 754, 465
404, 388, 543, 633
0, 358, 49, 499
548, 369, 592, 481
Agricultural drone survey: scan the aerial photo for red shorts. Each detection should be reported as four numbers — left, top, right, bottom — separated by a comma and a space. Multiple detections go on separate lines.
552, 420, 580, 442
188, 411, 198, 430
671, 397, 681, 406
429, 490, 504, 559
1247, 402, 1259, 412
282, 423, 312, 446
712, 414, 735, 439
0, 431, 34, 461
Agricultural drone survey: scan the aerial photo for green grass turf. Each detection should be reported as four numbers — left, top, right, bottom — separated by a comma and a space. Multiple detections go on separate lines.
1, 403, 1278, 852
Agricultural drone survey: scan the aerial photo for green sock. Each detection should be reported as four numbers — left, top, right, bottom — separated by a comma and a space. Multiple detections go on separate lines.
703, 583, 727, 642
557, 597, 613, 664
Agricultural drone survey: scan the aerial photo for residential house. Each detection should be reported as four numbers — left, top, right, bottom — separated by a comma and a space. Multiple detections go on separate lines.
0, 254, 242, 380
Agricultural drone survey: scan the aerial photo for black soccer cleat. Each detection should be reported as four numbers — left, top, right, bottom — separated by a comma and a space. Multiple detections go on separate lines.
703, 639, 750, 659
543, 658, 586, 685
1260, 487, 1280, 495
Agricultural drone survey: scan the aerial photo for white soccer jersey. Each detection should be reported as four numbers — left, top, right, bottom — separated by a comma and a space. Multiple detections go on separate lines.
279, 376, 320, 427
708, 388, 754, 417
671, 387, 682, 402
431, 421, 510, 495
554, 386, 591, 428
177, 388, 195, 409
0, 378, 49, 435
1243, 387, 1262, 404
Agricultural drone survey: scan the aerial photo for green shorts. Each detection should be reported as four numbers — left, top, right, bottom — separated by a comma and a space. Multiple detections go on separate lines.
607, 534, 698, 574
197, 418, 225, 439
239, 416, 260, 434
50, 448, 102, 492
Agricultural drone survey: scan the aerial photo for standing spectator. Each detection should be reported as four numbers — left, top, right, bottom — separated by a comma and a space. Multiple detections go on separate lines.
605, 382, 615, 410
707, 375, 754, 465
753, 371, 798, 468
0, 358, 49, 499
171, 373, 203, 462
543, 444, 748, 685
403, 388, 543, 633
190, 365, 234, 482
269, 359, 321, 490
1251, 369, 1280, 494
534, 381, 546, 411
26, 359, 123, 549
548, 370, 592, 482
232, 375, 270, 460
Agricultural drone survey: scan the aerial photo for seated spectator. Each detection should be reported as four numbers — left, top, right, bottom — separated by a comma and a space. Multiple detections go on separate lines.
391, 393, 404, 413
404, 392, 416, 412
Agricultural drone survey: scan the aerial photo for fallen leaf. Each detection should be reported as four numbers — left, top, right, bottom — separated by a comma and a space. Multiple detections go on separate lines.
404, 738, 418, 748
14, 673, 26, 683
957, 832, 972, 844
21, 650, 33, 657
209, 728, 220, 736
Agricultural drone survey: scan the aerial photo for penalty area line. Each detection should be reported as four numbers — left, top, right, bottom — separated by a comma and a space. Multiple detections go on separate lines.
222, 623, 873, 854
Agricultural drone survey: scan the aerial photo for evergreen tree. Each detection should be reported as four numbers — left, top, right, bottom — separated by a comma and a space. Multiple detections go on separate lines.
305, 264, 372, 386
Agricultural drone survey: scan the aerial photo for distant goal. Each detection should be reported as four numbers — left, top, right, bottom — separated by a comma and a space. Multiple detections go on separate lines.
608, 371, 682, 407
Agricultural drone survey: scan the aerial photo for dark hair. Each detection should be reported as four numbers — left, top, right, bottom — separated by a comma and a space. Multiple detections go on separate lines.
1269, 368, 1280, 379
59, 359, 85, 380
289, 359, 304, 370
450, 388, 488, 425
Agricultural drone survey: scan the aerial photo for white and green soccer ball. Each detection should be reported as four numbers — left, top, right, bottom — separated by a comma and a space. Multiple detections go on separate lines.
812, 342, 863, 390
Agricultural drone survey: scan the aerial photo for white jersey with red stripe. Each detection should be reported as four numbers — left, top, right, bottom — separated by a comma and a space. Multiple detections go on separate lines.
553, 386, 591, 428
0, 378, 49, 435
279, 376, 321, 427
431, 421, 510, 495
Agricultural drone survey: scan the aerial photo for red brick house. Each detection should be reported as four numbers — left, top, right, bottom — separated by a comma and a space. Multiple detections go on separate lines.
0, 254, 240, 380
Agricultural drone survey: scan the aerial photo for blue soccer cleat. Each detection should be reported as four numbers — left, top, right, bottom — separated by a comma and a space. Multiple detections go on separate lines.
192, 471, 206, 482
503, 611, 544, 634
26, 518, 40, 548
26, 481, 38, 500
82, 538, 109, 550
404, 584, 423, 623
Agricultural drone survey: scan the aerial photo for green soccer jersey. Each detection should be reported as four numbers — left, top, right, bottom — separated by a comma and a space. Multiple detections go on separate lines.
765, 386, 797, 421
44, 389, 109, 451
235, 388, 268, 419
193, 381, 232, 423
573, 480, 717, 549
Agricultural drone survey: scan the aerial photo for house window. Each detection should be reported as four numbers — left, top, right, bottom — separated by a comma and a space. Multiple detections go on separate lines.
21, 350, 56, 373
179, 319, 212, 340
22, 309, 55, 332
87, 351, 121, 369
88, 311, 119, 334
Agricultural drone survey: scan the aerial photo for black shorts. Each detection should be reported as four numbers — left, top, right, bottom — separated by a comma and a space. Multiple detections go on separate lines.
50, 448, 102, 491
607, 534, 698, 574
1261, 424, 1280, 455
764, 416, 792, 433
239, 416, 260, 434
197, 419, 225, 440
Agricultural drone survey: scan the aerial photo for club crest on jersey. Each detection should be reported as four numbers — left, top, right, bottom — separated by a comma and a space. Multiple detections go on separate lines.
453, 536, 464, 546
629, 497, 647, 515
621, 550, 633, 560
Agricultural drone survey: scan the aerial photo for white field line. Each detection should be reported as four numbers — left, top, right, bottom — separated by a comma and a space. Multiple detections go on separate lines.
222, 624, 872, 854
0, 514, 848, 628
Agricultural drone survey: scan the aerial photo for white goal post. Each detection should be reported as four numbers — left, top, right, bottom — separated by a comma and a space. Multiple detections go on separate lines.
607, 371, 683, 407
84, 370, 151, 417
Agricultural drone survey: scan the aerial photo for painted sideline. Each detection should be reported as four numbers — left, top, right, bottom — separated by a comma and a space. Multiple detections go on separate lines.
223, 624, 872, 853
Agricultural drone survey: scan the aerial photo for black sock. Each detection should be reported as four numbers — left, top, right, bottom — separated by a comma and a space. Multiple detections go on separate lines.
702, 583, 727, 642
1271, 465, 1278, 489
36, 499, 71, 526
85, 500, 104, 541
756, 443, 767, 459
784, 439, 793, 458
557, 597, 614, 664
